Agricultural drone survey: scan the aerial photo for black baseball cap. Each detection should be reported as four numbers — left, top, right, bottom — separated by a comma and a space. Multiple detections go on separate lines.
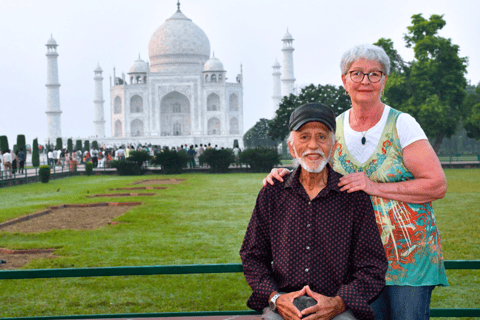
289, 103, 336, 132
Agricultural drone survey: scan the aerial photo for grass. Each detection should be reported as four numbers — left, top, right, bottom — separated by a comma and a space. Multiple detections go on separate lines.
0, 169, 479, 319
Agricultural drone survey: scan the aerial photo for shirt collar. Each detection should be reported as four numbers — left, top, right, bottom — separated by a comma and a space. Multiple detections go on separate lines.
284, 163, 342, 195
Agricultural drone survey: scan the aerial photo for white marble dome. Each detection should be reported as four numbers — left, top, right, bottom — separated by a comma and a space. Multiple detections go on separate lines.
46, 35, 57, 46
129, 55, 148, 73
204, 54, 224, 71
148, 9, 210, 72
283, 29, 293, 40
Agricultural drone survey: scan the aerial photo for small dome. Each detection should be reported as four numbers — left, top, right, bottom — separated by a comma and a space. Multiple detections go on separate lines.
204, 54, 224, 72
272, 59, 281, 68
282, 29, 293, 40
46, 34, 57, 46
94, 63, 102, 72
129, 55, 148, 73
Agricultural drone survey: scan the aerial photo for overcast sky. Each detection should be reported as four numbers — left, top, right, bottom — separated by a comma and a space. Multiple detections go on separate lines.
1, 0, 478, 146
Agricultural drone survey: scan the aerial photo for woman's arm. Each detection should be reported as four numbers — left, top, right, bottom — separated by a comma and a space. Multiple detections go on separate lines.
338, 139, 447, 203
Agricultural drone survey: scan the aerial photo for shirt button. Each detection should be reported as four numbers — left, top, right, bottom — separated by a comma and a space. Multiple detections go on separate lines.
308, 201, 312, 205
306, 246, 310, 250
305, 268, 309, 272
307, 224, 311, 228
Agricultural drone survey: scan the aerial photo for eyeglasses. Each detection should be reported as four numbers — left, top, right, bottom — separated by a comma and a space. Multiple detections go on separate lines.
348, 70, 384, 83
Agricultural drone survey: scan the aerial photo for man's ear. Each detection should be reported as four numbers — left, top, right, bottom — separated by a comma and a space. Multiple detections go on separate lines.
288, 141, 296, 158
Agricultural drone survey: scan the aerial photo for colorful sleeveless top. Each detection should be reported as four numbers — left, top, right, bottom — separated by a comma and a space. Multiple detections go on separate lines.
333, 107, 448, 287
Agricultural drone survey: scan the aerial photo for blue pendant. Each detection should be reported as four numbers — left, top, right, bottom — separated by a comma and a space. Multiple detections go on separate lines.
361, 137, 366, 145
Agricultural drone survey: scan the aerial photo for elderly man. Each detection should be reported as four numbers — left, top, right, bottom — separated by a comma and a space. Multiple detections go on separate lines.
240, 103, 387, 320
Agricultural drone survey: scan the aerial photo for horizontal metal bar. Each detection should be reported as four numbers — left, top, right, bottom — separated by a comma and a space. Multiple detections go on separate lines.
444, 260, 480, 269
1, 261, 479, 280
430, 308, 480, 317
1, 310, 261, 320
0, 263, 244, 280
3, 309, 480, 319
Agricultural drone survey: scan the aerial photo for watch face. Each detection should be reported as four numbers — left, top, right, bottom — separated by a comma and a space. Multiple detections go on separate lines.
269, 300, 276, 311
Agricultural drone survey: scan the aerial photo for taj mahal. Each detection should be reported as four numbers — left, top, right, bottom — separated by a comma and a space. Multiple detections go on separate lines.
45, 2, 296, 149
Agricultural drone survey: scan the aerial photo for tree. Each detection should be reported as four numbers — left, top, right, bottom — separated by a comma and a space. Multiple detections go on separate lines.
244, 119, 278, 148
16, 135, 26, 153
463, 83, 480, 140
67, 139, 73, 153
0, 135, 9, 152
32, 138, 40, 168
374, 38, 407, 74
269, 84, 351, 141
92, 140, 98, 149
56, 138, 62, 150
75, 140, 82, 152
380, 14, 468, 152
84, 140, 90, 152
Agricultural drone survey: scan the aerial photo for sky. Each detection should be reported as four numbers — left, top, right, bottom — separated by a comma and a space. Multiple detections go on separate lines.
1, 0, 479, 146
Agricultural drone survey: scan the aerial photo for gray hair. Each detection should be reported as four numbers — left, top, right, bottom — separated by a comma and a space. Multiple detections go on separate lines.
340, 44, 391, 75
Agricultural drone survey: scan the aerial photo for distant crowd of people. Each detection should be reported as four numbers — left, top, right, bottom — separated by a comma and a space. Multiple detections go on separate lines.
1, 142, 243, 177
0, 148, 26, 178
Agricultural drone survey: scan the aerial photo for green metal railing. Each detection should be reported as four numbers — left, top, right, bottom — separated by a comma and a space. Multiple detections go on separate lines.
1, 261, 479, 319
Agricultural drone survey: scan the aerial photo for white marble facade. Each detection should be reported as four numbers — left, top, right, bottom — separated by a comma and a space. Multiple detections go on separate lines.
106, 6, 244, 148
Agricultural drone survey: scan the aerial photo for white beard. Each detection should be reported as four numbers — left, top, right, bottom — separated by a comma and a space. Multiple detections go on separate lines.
293, 146, 330, 173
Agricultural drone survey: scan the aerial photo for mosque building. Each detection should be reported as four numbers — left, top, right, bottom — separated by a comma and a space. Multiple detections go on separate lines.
104, 2, 244, 148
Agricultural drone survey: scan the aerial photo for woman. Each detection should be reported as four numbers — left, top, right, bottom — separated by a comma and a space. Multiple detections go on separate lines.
85, 150, 91, 164
264, 44, 448, 320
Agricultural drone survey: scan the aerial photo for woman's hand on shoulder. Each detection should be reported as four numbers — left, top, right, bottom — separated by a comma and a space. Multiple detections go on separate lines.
338, 172, 376, 195
262, 168, 290, 187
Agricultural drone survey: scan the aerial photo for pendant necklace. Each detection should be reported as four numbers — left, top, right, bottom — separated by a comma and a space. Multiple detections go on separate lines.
361, 131, 368, 145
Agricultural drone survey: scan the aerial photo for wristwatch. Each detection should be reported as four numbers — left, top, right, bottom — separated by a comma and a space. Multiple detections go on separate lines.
269, 293, 282, 312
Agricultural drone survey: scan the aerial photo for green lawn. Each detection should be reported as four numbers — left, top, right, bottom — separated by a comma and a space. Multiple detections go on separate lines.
0, 170, 479, 318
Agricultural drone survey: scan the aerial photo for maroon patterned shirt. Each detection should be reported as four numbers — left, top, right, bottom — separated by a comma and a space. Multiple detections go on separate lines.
240, 164, 387, 319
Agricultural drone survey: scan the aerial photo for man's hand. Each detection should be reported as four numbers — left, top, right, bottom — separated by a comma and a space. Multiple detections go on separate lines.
274, 287, 306, 320
301, 286, 346, 320
262, 168, 290, 187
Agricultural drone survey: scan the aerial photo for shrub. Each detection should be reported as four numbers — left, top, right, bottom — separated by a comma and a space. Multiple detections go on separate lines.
127, 151, 152, 167
32, 138, 40, 168
84, 140, 90, 152
240, 147, 281, 172
39, 165, 50, 183
0, 135, 9, 153
199, 148, 235, 173
75, 140, 83, 152
85, 162, 93, 176
153, 149, 188, 174
92, 141, 98, 150
56, 138, 62, 150
67, 139, 73, 153
17, 135, 26, 153
111, 160, 145, 176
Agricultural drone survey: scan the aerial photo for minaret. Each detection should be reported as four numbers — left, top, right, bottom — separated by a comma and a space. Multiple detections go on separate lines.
45, 34, 62, 140
272, 59, 282, 116
281, 29, 296, 97
93, 64, 106, 137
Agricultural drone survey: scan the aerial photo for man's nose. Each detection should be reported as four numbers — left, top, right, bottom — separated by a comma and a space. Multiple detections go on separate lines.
307, 138, 319, 149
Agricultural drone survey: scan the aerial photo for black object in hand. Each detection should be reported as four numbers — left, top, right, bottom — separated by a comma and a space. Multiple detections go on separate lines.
293, 295, 317, 318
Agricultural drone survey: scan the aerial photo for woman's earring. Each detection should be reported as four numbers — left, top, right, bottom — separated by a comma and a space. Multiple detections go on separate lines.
344, 90, 349, 96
